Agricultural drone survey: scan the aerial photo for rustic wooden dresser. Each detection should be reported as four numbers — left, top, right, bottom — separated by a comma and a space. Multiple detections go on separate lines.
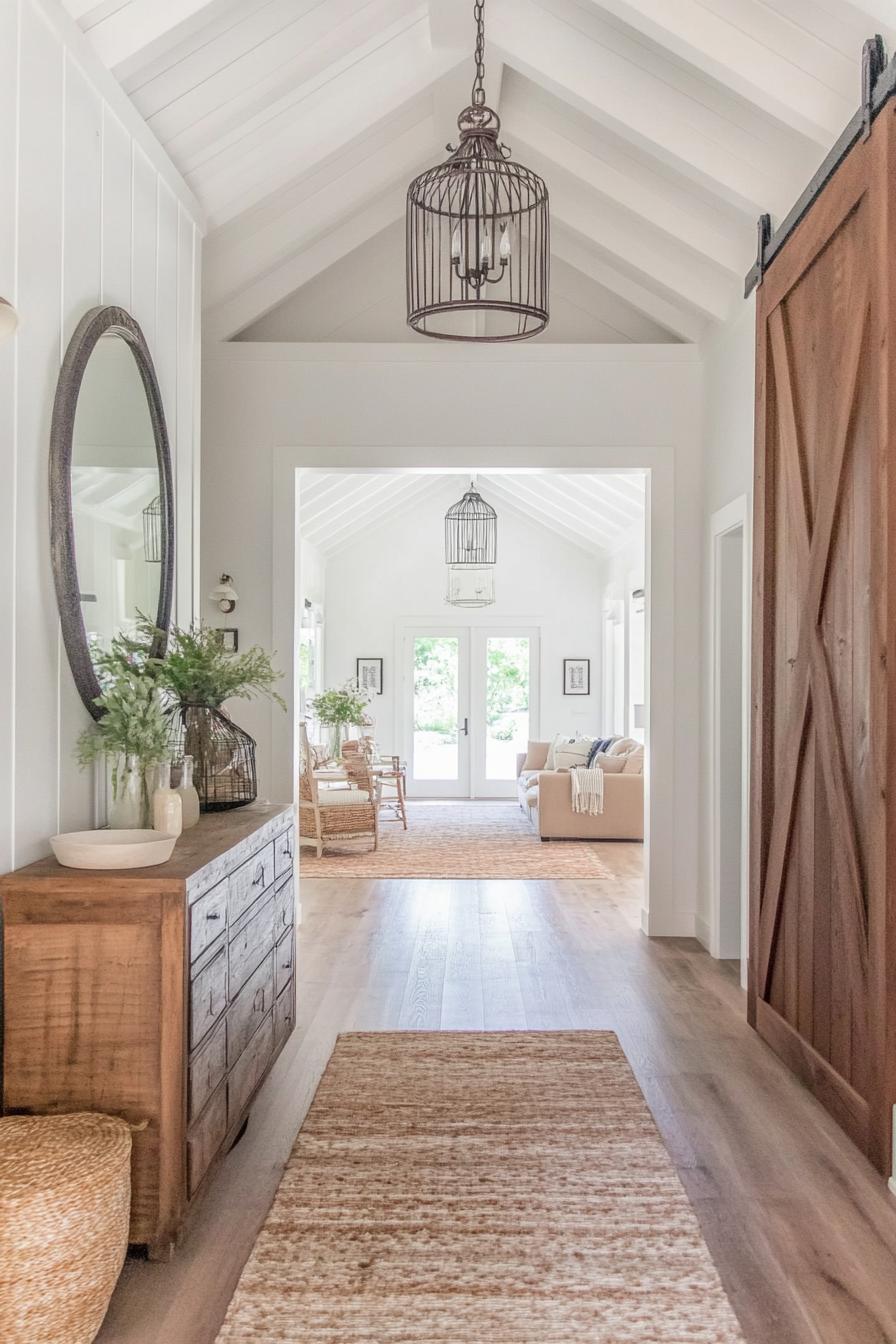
0, 803, 296, 1258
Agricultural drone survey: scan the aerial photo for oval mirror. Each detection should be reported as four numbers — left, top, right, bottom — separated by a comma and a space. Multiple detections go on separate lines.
50, 307, 174, 719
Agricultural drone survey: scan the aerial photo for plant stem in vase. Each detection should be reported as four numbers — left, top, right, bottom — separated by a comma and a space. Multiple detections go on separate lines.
108, 754, 149, 829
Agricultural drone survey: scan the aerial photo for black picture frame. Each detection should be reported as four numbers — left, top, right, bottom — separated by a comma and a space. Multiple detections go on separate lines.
563, 658, 590, 696
357, 657, 384, 695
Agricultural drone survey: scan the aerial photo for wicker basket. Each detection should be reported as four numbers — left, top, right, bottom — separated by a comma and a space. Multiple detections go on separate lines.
0, 1112, 132, 1344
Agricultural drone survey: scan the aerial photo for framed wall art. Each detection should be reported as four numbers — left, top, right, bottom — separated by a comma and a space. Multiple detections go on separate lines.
563, 658, 590, 696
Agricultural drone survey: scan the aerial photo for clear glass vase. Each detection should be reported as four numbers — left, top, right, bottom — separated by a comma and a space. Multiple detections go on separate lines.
328, 721, 349, 761
109, 754, 149, 829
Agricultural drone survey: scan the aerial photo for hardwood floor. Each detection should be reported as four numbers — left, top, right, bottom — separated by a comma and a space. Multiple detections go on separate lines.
99, 850, 896, 1344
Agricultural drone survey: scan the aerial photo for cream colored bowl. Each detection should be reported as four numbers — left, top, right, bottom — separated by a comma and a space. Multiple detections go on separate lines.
50, 829, 177, 870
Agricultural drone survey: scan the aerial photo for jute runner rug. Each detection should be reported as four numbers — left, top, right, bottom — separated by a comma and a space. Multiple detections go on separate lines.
216, 1032, 744, 1343
299, 802, 616, 879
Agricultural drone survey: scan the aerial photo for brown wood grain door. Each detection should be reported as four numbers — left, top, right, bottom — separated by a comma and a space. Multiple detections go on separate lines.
750, 104, 896, 1175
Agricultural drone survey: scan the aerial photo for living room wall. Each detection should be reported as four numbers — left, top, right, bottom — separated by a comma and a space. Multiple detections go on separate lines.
319, 478, 607, 757
202, 340, 702, 936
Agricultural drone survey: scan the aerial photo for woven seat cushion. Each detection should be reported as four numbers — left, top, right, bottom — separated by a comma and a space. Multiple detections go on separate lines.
320, 789, 371, 806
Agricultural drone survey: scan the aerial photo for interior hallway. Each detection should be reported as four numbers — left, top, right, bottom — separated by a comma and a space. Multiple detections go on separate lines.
100, 853, 896, 1344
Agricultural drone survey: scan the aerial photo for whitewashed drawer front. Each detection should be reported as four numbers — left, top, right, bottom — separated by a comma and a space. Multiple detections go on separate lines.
228, 842, 275, 924
190, 880, 227, 963
273, 877, 294, 940
190, 946, 228, 1049
228, 952, 274, 1067
189, 1017, 227, 1121
229, 896, 275, 996
273, 826, 295, 879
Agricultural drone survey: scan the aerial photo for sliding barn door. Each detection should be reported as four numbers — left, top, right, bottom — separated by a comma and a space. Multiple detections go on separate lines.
751, 104, 896, 1174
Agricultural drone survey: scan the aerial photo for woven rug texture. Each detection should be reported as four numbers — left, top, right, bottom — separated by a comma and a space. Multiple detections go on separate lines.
299, 802, 616, 879
216, 1031, 744, 1343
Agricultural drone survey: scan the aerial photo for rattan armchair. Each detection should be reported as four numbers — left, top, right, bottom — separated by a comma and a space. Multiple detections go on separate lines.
298, 724, 379, 857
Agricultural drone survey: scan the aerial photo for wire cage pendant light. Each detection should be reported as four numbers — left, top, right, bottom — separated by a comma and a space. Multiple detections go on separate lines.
445, 566, 496, 608
406, 0, 549, 341
142, 495, 162, 563
445, 480, 498, 566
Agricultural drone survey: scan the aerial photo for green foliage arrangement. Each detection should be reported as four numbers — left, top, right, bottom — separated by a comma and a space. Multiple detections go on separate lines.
102, 615, 286, 711
310, 680, 372, 727
76, 665, 170, 798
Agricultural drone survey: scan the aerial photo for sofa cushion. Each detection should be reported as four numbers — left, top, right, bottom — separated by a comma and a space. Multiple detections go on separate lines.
525, 786, 539, 807
521, 741, 550, 771
606, 736, 640, 756
622, 746, 645, 775
319, 788, 371, 805
593, 752, 625, 774
518, 770, 542, 789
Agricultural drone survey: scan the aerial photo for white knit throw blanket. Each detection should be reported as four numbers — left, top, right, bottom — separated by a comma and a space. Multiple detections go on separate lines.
570, 766, 604, 815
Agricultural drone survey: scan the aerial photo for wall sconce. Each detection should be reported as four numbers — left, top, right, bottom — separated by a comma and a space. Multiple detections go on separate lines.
0, 297, 18, 340
209, 573, 238, 614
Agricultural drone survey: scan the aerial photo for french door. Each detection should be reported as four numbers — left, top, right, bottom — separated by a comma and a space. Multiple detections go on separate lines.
402, 626, 538, 798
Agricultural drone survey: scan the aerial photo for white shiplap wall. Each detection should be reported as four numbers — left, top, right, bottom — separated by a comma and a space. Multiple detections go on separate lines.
0, 0, 203, 872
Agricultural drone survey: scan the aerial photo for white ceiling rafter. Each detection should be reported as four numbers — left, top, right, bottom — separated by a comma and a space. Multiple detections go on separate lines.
65, 0, 881, 346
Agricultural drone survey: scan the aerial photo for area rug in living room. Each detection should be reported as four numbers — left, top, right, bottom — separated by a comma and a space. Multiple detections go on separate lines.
216, 1032, 743, 1343
298, 801, 616, 878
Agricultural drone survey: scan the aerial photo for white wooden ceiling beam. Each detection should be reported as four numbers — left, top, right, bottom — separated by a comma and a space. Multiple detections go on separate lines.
512, 472, 638, 533
538, 472, 644, 526
503, 103, 749, 276
319, 477, 439, 551
538, 156, 735, 323
551, 226, 707, 343
79, 0, 223, 72
203, 118, 436, 311
492, 0, 813, 218
478, 478, 607, 556
301, 473, 426, 539
583, 0, 851, 145
484, 474, 623, 545
186, 23, 461, 227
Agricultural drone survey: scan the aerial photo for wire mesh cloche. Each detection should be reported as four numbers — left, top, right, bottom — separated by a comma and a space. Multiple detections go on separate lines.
406, 0, 549, 341
168, 704, 257, 811
445, 481, 497, 566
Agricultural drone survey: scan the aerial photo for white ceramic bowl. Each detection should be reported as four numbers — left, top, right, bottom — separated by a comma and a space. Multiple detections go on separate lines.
50, 829, 177, 870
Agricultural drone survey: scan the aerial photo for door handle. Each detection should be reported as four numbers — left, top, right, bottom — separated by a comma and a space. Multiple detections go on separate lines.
462, 717, 469, 736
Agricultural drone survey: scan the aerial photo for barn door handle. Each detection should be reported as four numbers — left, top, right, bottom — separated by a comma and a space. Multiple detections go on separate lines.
461, 717, 469, 736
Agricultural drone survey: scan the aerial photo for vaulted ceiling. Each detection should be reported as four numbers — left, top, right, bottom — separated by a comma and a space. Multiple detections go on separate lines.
65, 0, 895, 344
298, 471, 645, 556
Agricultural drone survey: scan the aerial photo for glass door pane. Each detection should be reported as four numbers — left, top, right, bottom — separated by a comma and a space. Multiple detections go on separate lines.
412, 635, 461, 783
485, 636, 531, 781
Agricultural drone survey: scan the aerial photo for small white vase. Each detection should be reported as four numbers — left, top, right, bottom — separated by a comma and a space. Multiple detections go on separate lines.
152, 762, 183, 839
176, 754, 201, 829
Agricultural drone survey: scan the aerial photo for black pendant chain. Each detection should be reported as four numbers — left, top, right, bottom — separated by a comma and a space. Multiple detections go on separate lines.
472, 0, 486, 107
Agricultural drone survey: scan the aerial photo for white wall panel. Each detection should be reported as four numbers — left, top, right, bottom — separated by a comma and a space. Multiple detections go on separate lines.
0, 0, 203, 870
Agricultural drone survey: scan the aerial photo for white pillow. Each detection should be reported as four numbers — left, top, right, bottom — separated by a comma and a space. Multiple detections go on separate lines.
545, 733, 575, 771
554, 739, 593, 771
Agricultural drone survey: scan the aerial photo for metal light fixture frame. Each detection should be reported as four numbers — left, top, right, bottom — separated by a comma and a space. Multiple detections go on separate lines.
445, 480, 498, 566
142, 495, 162, 563
445, 565, 496, 608
406, 0, 549, 341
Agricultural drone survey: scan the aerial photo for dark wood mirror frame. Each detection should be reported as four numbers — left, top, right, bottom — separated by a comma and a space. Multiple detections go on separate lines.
49, 305, 175, 720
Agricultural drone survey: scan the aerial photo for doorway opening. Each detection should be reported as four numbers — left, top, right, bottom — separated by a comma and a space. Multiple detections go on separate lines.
710, 498, 750, 983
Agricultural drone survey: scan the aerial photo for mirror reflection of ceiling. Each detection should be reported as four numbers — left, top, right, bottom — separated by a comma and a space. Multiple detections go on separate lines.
72, 334, 162, 663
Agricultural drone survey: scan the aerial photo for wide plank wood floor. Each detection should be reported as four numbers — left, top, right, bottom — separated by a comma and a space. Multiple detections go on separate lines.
99, 850, 896, 1344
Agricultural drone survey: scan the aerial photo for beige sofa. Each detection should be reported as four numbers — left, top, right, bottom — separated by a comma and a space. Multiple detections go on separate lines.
516, 739, 644, 841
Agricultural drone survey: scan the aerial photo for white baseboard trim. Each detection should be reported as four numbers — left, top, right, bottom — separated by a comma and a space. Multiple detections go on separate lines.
641, 907, 650, 935
694, 915, 711, 951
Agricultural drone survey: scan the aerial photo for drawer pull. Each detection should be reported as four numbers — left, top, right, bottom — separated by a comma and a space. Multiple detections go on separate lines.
283, 957, 292, 971
253, 986, 266, 1013
252, 865, 264, 887
206, 912, 222, 922
207, 989, 215, 1013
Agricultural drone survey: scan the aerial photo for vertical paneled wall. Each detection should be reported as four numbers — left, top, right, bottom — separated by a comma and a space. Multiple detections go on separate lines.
0, 0, 203, 872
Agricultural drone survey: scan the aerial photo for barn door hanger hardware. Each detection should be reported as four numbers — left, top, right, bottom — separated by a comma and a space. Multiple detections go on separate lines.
862, 35, 888, 140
